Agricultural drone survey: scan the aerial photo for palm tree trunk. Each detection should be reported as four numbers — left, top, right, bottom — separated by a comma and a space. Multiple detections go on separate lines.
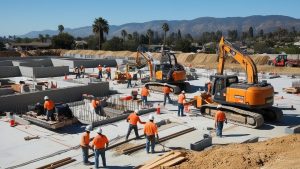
99, 31, 101, 50
164, 31, 166, 45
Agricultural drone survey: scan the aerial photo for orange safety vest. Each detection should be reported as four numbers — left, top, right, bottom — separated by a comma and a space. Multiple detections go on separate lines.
126, 73, 132, 80
44, 100, 55, 110
92, 99, 100, 108
106, 67, 111, 73
141, 87, 149, 97
127, 113, 145, 125
163, 86, 171, 94
215, 111, 226, 122
178, 94, 185, 104
92, 134, 109, 149
207, 82, 212, 93
80, 132, 90, 147
144, 121, 158, 136
98, 66, 102, 72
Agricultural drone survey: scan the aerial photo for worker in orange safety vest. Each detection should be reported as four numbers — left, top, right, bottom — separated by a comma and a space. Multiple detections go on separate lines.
92, 128, 109, 168
80, 125, 92, 165
98, 65, 103, 79
163, 83, 172, 106
125, 109, 145, 140
141, 86, 150, 108
91, 98, 101, 115
177, 90, 186, 116
144, 114, 159, 153
44, 96, 55, 121
215, 105, 227, 137
106, 66, 111, 80
126, 72, 132, 88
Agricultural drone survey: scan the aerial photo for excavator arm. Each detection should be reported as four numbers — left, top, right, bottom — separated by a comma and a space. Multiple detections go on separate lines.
136, 50, 154, 80
217, 37, 258, 84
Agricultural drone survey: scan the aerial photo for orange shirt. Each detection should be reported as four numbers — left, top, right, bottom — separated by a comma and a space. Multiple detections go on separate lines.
127, 113, 145, 125
207, 82, 212, 93
106, 67, 111, 73
80, 132, 90, 147
144, 121, 158, 136
92, 99, 100, 108
163, 86, 171, 94
141, 87, 149, 97
92, 134, 109, 149
44, 100, 55, 110
178, 94, 185, 104
215, 111, 226, 122
126, 73, 132, 80
98, 66, 102, 72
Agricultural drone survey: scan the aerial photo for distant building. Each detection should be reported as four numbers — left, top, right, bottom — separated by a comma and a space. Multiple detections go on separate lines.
5, 42, 52, 51
75, 40, 87, 49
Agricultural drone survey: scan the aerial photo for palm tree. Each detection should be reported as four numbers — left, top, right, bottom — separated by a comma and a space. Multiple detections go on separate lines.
58, 25, 64, 34
93, 17, 109, 50
146, 29, 154, 46
38, 34, 44, 43
162, 23, 169, 45
45, 34, 50, 42
121, 29, 127, 42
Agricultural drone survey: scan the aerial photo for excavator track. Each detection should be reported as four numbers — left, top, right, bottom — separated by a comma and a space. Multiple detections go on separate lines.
200, 104, 264, 128
145, 82, 188, 94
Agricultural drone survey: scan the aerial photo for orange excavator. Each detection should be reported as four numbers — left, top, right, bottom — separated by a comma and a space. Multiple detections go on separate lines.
194, 37, 282, 128
136, 48, 187, 94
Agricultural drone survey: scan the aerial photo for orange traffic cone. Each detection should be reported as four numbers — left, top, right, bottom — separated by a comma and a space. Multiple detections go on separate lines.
156, 104, 161, 115
64, 74, 68, 80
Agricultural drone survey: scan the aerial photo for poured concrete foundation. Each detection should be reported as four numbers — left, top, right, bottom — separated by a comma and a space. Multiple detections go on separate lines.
0, 66, 21, 78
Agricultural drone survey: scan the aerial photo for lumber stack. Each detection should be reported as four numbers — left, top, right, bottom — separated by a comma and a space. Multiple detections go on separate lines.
283, 87, 300, 94
140, 151, 186, 169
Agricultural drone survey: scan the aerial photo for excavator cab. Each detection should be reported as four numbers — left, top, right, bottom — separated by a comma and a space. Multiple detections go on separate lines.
211, 75, 238, 102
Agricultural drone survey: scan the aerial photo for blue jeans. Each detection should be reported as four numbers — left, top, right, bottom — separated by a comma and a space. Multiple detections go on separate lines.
107, 72, 111, 80
164, 93, 172, 106
142, 96, 147, 105
178, 104, 184, 116
98, 71, 102, 79
81, 146, 89, 164
216, 121, 224, 137
126, 124, 139, 140
46, 109, 54, 120
146, 135, 155, 153
127, 79, 132, 88
94, 148, 106, 168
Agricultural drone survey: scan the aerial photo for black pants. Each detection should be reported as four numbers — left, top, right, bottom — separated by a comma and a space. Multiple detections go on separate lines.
126, 124, 139, 140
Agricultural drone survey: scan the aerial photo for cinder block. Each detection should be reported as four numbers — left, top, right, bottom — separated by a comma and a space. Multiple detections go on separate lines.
190, 137, 212, 151
285, 125, 300, 134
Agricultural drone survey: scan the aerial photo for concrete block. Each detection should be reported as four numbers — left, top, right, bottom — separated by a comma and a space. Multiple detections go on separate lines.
0, 88, 15, 96
0, 66, 21, 78
19, 66, 69, 78
285, 125, 300, 134
51, 58, 117, 68
190, 137, 212, 151
0, 60, 13, 66
242, 137, 259, 143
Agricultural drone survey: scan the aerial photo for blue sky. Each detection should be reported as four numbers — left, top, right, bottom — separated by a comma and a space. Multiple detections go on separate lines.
1, 0, 300, 36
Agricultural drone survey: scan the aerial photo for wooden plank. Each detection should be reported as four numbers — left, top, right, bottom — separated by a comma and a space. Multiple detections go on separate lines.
161, 156, 186, 167
45, 159, 76, 169
140, 151, 175, 169
144, 152, 182, 169
36, 157, 71, 169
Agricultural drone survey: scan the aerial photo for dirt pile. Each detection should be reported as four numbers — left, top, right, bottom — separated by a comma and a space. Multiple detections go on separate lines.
0, 51, 21, 57
169, 134, 300, 169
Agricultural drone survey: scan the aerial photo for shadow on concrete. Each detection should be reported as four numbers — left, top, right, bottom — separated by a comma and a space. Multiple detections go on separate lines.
186, 85, 203, 93
273, 114, 300, 126
222, 134, 250, 137
105, 165, 134, 169
56, 123, 87, 134
258, 124, 275, 130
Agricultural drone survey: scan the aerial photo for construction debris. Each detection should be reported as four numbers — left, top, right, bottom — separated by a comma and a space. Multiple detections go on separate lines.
36, 157, 76, 169
24, 135, 40, 141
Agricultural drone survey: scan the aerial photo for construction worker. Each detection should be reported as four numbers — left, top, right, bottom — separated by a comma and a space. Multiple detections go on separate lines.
126, 72, 132, 88
106, 66, 111, 80
98, 64, 103, 79
141, 86, 150, 108
126, 109, 146, 140
74, 67, 80, 79
92, 128, 109, 168
80, 125, 92, 165
44, 96, 55, 121
144, 114, 159, 154
163, 83, 172, 106
215, 105, 227, 137
80, 65, 85, 78
177, 90, 186, 116
91, 98, 101, 115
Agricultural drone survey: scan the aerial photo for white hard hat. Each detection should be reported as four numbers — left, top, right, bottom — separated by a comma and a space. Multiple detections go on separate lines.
181, 90, 185, 94
164, 83, 167, 86
44, 96, 49, 100
149, 114, 154, 120
85, 125, 92, 132
217, 104, 222, 109
134, 109, 139, 114
96, 128, 102, 134
206, 80, 210, 83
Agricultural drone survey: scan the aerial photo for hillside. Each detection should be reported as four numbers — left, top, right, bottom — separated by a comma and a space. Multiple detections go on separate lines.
20, 15, 300, 38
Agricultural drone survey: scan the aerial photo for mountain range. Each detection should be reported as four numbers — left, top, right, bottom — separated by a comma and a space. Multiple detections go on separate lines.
20, 15, 300, 38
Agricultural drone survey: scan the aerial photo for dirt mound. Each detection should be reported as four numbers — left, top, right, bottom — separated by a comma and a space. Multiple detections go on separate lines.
0, 51, 21, 57
169, 134, 300, 169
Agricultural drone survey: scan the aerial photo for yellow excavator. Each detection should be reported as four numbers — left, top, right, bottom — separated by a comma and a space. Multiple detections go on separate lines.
194, 37, 282, 128
136, 49, 187, 94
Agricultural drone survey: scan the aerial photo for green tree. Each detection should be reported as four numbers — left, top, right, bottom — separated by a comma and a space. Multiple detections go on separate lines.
177, 29, 182, 40
38, 34, 45, 43
146, 29, 154, 46
45, 34, 50, 41
121, 29, 127, 42
51, 32, 74, 49
58, 25, 64, 34
93, 17, 109, 50
228, 30, 238, 41
174, 39, 191, 52
259, 29, 264, 38
132, 31, 139, 42
0, 42, 5, 51
162, 23, 169, 45
102, 37, 123, 51
248, 27, 254, 38
127, 34, 133, 40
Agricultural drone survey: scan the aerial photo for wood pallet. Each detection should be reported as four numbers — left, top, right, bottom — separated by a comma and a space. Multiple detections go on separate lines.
22, 115, 78, 129
283, 87, 300, 94
139, 151, 186, 169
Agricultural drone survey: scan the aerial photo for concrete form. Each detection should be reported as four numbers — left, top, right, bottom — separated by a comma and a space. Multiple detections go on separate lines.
51, 58, 117, 68
19, 66, 69, 78
0, 66, 21, 78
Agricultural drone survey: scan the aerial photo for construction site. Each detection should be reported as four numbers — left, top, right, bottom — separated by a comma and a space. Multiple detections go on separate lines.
0, 38, 300, 169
